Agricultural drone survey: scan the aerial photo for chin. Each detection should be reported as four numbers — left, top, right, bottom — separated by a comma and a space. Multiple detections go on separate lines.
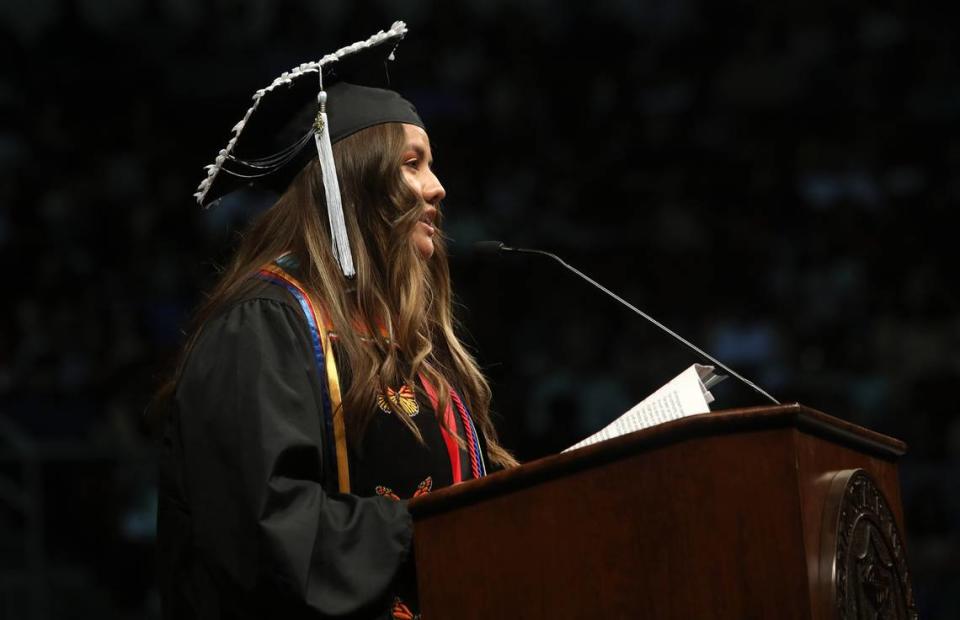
415, 239, 435, 259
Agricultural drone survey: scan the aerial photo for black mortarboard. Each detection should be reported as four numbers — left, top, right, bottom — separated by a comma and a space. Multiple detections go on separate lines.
194, 21, 422, 277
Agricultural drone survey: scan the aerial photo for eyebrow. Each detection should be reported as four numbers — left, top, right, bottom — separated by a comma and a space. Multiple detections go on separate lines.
405, 143, 434, 167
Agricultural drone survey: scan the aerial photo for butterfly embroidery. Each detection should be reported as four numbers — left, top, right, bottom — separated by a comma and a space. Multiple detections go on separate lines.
376, 384, 419, 417
414, 477, 433, 496
375, 485, 401, 501
376, 476, 433, 501
391, 596, 419, 620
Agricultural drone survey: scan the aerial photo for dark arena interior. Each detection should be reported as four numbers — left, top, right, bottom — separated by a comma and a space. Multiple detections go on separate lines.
0, 1, 957, 618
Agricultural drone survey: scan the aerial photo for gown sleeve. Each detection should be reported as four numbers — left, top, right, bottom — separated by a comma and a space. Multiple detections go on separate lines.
174, 296, 411, 617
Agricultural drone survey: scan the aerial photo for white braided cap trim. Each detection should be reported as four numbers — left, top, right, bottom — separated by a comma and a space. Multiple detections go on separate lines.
194, 21, 408, 206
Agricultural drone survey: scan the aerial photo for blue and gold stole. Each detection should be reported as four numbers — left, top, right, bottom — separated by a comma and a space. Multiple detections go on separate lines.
255, 261, 352, 493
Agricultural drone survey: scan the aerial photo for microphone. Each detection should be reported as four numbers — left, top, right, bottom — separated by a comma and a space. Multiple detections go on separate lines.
475, 241, 780, 406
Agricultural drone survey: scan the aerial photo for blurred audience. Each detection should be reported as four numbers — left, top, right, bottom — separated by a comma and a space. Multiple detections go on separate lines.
1, 1, 957, 617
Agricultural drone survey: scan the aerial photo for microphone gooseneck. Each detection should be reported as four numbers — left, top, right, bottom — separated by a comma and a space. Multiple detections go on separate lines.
477, 240, 780, 406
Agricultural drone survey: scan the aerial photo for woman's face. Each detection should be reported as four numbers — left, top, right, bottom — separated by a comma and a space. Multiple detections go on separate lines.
400, 124, 445, 259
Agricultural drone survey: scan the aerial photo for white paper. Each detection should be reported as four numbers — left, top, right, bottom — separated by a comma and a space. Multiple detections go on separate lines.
564, 364, 723, 452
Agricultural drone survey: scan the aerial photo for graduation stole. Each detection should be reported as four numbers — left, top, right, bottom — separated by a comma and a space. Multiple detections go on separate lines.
256, 260, 487, 493
419, 375, 486, 481
255, 263, 352, 493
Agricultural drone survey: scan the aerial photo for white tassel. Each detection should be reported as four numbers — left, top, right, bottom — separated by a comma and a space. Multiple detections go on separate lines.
314, 90, 355, 277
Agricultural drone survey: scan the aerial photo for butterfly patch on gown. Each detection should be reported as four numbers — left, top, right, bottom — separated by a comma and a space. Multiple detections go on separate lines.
375, 476, 433, 501
376, 384, 419, 417
391, 596, 419, 620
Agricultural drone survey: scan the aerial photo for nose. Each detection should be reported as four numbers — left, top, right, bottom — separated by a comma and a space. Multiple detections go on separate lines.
423, 169, 446, 205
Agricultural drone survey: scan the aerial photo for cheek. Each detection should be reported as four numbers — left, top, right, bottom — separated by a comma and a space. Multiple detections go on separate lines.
401, 169, 418, 191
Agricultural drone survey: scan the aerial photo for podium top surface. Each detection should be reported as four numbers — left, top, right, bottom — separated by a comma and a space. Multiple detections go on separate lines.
409, 403, 906, 518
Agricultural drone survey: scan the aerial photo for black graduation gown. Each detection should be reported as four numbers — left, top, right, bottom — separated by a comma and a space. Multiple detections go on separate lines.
157, 281, 487, 619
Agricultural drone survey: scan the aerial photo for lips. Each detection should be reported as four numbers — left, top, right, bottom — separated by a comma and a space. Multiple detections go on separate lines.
419, 206, 438, 233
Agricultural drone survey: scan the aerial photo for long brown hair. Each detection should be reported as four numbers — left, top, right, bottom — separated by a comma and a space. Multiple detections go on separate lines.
158, 122, 517, 468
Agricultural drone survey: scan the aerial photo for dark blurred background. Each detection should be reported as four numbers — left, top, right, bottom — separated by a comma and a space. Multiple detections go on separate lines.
1, 0, 958, 618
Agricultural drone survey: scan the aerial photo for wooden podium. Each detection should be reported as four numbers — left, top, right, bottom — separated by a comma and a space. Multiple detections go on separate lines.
409, 404, 917, 619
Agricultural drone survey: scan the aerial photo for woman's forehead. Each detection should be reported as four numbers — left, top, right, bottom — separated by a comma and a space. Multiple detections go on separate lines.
402, 123, 431, 151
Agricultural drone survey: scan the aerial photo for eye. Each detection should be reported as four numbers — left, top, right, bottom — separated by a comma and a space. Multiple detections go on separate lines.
404, 158, 419, 169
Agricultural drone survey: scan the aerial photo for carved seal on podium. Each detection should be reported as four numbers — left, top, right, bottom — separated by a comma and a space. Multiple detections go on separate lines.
819, 468, 917, 619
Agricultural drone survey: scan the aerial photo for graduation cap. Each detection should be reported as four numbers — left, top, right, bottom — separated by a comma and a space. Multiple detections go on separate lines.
194, 21, 423, 277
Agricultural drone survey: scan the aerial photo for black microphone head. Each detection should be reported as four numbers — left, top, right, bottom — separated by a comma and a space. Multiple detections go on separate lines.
474, 240, 506, 256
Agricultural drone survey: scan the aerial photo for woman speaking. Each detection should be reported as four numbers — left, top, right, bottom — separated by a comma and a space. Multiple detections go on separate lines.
155, 22, 516, 620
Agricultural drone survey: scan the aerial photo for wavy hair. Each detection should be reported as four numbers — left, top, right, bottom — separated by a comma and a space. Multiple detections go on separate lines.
158, 123, 517, 469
